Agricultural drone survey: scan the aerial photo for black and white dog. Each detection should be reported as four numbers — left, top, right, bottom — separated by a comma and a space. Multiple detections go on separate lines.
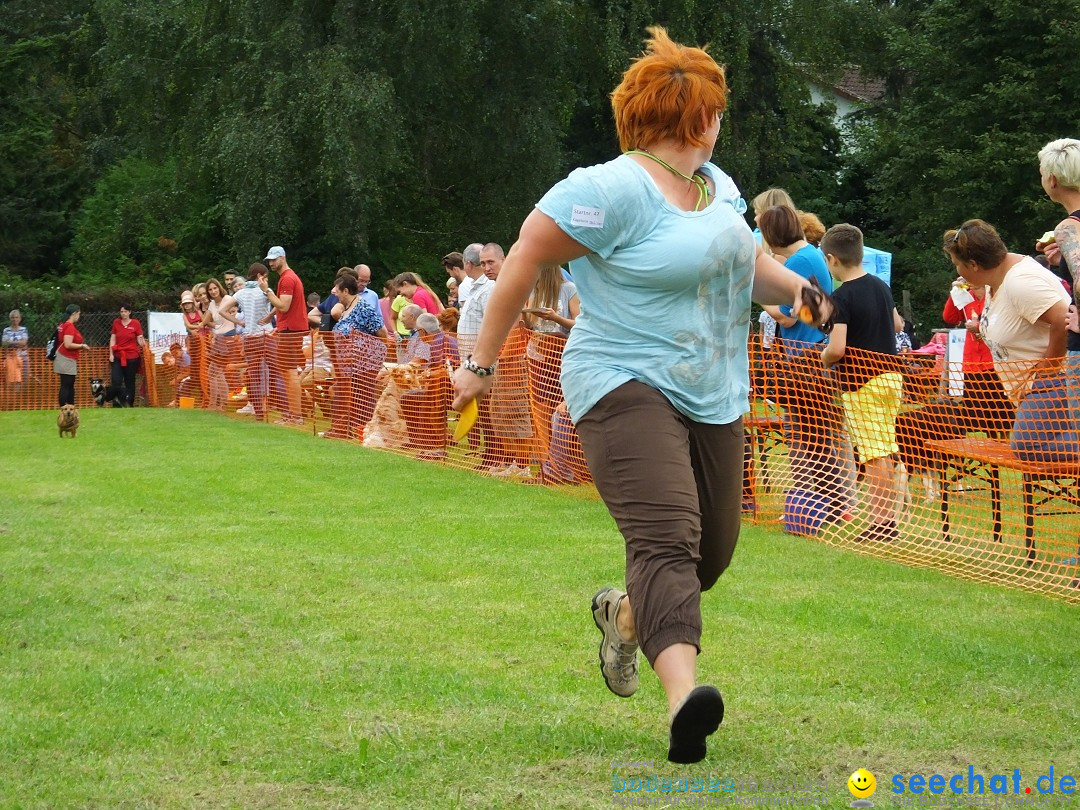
90, 378, 107, 407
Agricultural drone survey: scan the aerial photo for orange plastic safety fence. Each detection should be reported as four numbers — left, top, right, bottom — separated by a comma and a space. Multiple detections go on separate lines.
1, 346, 126, 409
748, 335, 1080, 602
7, 323, 1080, 602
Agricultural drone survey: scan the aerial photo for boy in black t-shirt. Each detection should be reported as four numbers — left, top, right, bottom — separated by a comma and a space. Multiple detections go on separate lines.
819, 224, 906, 542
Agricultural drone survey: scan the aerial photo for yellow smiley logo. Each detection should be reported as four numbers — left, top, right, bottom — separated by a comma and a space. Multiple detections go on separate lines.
848, 768, 876, 798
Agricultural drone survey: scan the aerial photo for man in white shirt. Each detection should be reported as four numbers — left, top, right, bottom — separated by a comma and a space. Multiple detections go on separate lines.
479, 241, 533, 476
457, 243, 491, 358
458, 243, 483, 311
233, 263, 273, 419
456, 241, 498, 467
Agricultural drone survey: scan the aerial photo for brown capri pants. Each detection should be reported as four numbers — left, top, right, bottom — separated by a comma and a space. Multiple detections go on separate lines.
574, 380, 743, 666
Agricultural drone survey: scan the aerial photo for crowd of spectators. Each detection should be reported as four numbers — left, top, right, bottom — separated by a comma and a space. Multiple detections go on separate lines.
9, 139, 1080, 502
744, 137, 1080, 542
151, 241, 580, 478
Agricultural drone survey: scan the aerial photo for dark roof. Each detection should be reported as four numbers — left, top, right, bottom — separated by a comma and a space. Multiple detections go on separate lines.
833, 69, 886, 103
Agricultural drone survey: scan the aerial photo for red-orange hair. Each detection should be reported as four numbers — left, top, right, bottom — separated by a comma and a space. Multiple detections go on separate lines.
611, 27, 728, 153
798, 211, 827, 247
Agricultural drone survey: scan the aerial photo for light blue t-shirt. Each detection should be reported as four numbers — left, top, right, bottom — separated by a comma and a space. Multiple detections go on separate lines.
359, 288, 380, 314
536, 154, 756, 425
778, 244, 832, 349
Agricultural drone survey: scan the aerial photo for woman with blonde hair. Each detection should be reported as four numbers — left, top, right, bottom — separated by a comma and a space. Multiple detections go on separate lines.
751, 187, 795, 224
524, 265, 579, 463
752, 188, 829, 249
524, 265, 579, 333
395, 272, 443, 313
1036, 138, 1080, 421
192, 282, 209, 315
390, 272, 442, 341
452, 27, 828, 762
202, 277, 239, 410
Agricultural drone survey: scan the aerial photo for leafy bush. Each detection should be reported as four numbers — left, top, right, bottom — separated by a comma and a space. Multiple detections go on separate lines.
64, 157, 211, 288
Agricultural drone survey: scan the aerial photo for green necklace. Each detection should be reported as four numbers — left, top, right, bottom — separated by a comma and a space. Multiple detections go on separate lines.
627, 149, 710, 211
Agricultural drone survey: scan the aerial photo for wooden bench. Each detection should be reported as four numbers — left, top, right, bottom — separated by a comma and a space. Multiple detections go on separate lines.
743, 412, 784, 517
925, 437, 1080, 562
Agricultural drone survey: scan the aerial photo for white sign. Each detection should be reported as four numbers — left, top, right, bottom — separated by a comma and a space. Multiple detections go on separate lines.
946, 328, 966, 397
147, 312, 187, 364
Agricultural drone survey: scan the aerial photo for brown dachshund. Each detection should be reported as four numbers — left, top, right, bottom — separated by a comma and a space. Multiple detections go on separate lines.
57, 404, 80, 438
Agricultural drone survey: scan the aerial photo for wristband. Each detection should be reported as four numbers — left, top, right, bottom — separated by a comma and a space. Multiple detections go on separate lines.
463, 356, 497, 377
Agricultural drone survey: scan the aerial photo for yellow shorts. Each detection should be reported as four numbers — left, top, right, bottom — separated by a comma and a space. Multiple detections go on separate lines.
841, 371, 903, 463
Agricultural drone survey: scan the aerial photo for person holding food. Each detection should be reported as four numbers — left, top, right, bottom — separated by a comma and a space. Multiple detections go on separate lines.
1036, 139, 1080, 417
942, 277, 1012, 435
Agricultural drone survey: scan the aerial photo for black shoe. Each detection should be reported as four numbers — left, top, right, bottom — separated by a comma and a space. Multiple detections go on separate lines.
668, 685, 724, 764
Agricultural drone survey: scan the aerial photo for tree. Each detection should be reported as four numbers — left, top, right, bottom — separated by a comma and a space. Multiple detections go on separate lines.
0, 3, 96, 276
64, 156, 216, 287
849, 0, 1080, 326
361, 0, 578, 271
85, 0, 406, 284
2, 0, 885, 296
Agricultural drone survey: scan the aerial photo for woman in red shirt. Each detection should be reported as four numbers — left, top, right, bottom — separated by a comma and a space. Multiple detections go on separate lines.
942, 279, 1013, 435
54, 304, 88, 407
108, 305, 147, 406
942, 280, 992, 372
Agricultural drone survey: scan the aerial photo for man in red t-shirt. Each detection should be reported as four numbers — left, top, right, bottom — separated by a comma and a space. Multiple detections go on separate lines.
260, 245, 307, 425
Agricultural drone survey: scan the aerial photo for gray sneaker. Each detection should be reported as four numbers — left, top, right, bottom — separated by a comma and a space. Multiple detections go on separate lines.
591, 587, 638, 698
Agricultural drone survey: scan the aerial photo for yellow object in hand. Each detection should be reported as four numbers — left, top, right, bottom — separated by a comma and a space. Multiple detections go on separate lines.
454, 398, 479, 441
1040, 230, 1056, 245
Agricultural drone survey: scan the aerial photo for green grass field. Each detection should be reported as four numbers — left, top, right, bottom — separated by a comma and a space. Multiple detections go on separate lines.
1, 409, 1076, 809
